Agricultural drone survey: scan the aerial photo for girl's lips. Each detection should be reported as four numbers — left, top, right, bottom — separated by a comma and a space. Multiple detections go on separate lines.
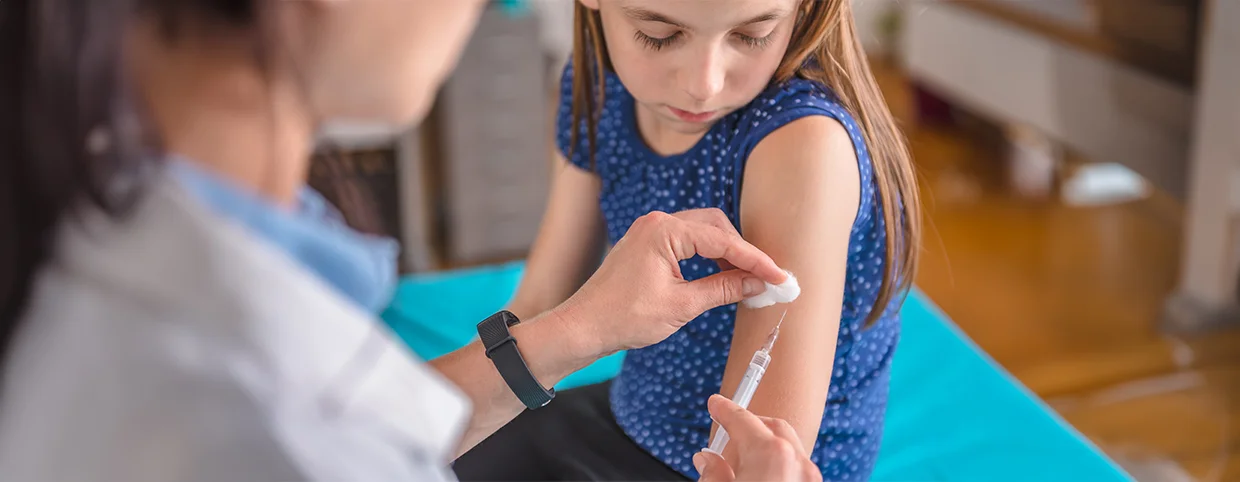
668, 106, 717, 123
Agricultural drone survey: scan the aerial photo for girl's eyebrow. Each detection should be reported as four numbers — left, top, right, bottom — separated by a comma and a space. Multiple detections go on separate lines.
735, 9, 789, 28
621, 6, 687, 29
620, 7, 788, 31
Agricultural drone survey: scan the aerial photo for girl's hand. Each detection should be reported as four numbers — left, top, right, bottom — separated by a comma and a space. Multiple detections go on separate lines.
556, 208, 787, 356
694, 395, 822, 482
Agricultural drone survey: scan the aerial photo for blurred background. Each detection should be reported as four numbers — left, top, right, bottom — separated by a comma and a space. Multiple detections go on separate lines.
309, 1, 1234, 480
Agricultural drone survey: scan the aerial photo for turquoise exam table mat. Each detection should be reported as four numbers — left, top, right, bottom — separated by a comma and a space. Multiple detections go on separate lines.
381, 261, 1131, 481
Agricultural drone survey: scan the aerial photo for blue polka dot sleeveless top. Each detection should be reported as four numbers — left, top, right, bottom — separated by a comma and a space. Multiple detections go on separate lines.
556, 64, 901, 481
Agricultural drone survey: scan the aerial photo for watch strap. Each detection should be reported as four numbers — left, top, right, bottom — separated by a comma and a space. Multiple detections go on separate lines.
477, 311, 555, 409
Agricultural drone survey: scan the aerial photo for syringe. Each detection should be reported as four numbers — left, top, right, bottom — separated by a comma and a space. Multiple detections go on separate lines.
704, 309, 786, 455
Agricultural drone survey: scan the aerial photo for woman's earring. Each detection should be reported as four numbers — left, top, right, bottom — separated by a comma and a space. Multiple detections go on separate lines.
85, 126, 112, 156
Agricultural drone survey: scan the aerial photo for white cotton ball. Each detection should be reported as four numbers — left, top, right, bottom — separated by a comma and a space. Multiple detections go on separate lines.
742, 270, 800, 309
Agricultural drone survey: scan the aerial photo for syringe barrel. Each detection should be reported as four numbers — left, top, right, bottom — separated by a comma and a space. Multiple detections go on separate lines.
751, 349, 771, 371
731, 359, 767, 408
706, 428, 730, 455
705, 357, 768, 455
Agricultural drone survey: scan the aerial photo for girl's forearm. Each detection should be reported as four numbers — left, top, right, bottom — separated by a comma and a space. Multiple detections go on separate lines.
508, 161, 608, 320
508, 236, 606, 321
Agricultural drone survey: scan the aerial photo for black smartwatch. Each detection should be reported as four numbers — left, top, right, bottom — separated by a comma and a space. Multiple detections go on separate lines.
477, 310, 556, 409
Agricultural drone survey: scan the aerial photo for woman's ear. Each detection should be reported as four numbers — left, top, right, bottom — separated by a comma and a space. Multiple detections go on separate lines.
578, 0, 600, 11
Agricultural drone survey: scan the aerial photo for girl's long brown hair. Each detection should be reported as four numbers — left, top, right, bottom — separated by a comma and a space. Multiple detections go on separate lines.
569, 0, 921, 326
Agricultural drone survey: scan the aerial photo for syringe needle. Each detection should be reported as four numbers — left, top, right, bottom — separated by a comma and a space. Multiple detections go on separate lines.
761, 309, 788, 353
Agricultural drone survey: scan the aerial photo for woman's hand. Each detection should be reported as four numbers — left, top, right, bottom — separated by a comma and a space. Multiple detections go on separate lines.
556, 208, 787, 356
437, 208, 784, 456
694, 395, 822, 482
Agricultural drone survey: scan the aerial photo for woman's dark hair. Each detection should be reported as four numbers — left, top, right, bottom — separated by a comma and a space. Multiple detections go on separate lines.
0, 0, 260, 364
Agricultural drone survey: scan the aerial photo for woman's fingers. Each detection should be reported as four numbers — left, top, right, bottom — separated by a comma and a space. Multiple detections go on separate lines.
703, 395, 820, 482
671, 208, 740, 236
669, 209, 744, 272
681, 270, 766, 318
633, 208, 782, 284
572, 209, 783, 351
755, 415, 820, 482
668, 217, 786, 285
759, 416, 810, 459
707, 395, 777, 446
693, 450, 735, 482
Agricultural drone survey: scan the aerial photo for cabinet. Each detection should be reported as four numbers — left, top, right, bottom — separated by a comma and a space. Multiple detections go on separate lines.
436, 7, 552, 265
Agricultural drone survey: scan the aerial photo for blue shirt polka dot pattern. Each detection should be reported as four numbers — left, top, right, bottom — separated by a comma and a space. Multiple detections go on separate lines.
556, 64, 901, 481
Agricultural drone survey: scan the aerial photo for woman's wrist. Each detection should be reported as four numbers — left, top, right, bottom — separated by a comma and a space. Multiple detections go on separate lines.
547, 298, 609, 361
507, 300, 603, 388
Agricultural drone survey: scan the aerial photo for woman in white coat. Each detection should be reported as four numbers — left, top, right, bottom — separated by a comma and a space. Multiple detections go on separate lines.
0, 1, 819, 481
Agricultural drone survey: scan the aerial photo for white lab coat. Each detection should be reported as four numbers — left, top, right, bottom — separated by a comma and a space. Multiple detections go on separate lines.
0, 176, 469, 481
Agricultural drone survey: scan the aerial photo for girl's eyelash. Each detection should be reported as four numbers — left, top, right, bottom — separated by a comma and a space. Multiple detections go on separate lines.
635, 30, 682, 51
736, 33, 773, 49
633, 30, 771, 51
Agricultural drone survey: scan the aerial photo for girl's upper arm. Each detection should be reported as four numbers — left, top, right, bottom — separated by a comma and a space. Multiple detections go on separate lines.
507, 154, 607, 320
716, 115, 861, 454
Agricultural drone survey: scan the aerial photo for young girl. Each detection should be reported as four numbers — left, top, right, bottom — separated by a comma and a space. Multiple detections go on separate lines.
455, 0, 920, 480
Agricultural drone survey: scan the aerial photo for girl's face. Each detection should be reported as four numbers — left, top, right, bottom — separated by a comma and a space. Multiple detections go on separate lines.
583, 0, 800, 133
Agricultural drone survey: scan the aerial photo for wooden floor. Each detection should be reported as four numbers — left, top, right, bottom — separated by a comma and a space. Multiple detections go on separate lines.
876, 62, 1240, 481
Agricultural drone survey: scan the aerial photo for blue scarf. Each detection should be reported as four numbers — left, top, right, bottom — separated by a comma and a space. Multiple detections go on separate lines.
170, 160, 399, 313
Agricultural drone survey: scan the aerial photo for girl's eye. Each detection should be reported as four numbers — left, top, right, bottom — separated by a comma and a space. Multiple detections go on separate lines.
635, 30, 683, 51
735, 32, 774, 49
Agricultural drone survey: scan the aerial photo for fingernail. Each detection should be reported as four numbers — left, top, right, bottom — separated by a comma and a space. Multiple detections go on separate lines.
693, 452, 706, 473
742, 278, 765, 296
